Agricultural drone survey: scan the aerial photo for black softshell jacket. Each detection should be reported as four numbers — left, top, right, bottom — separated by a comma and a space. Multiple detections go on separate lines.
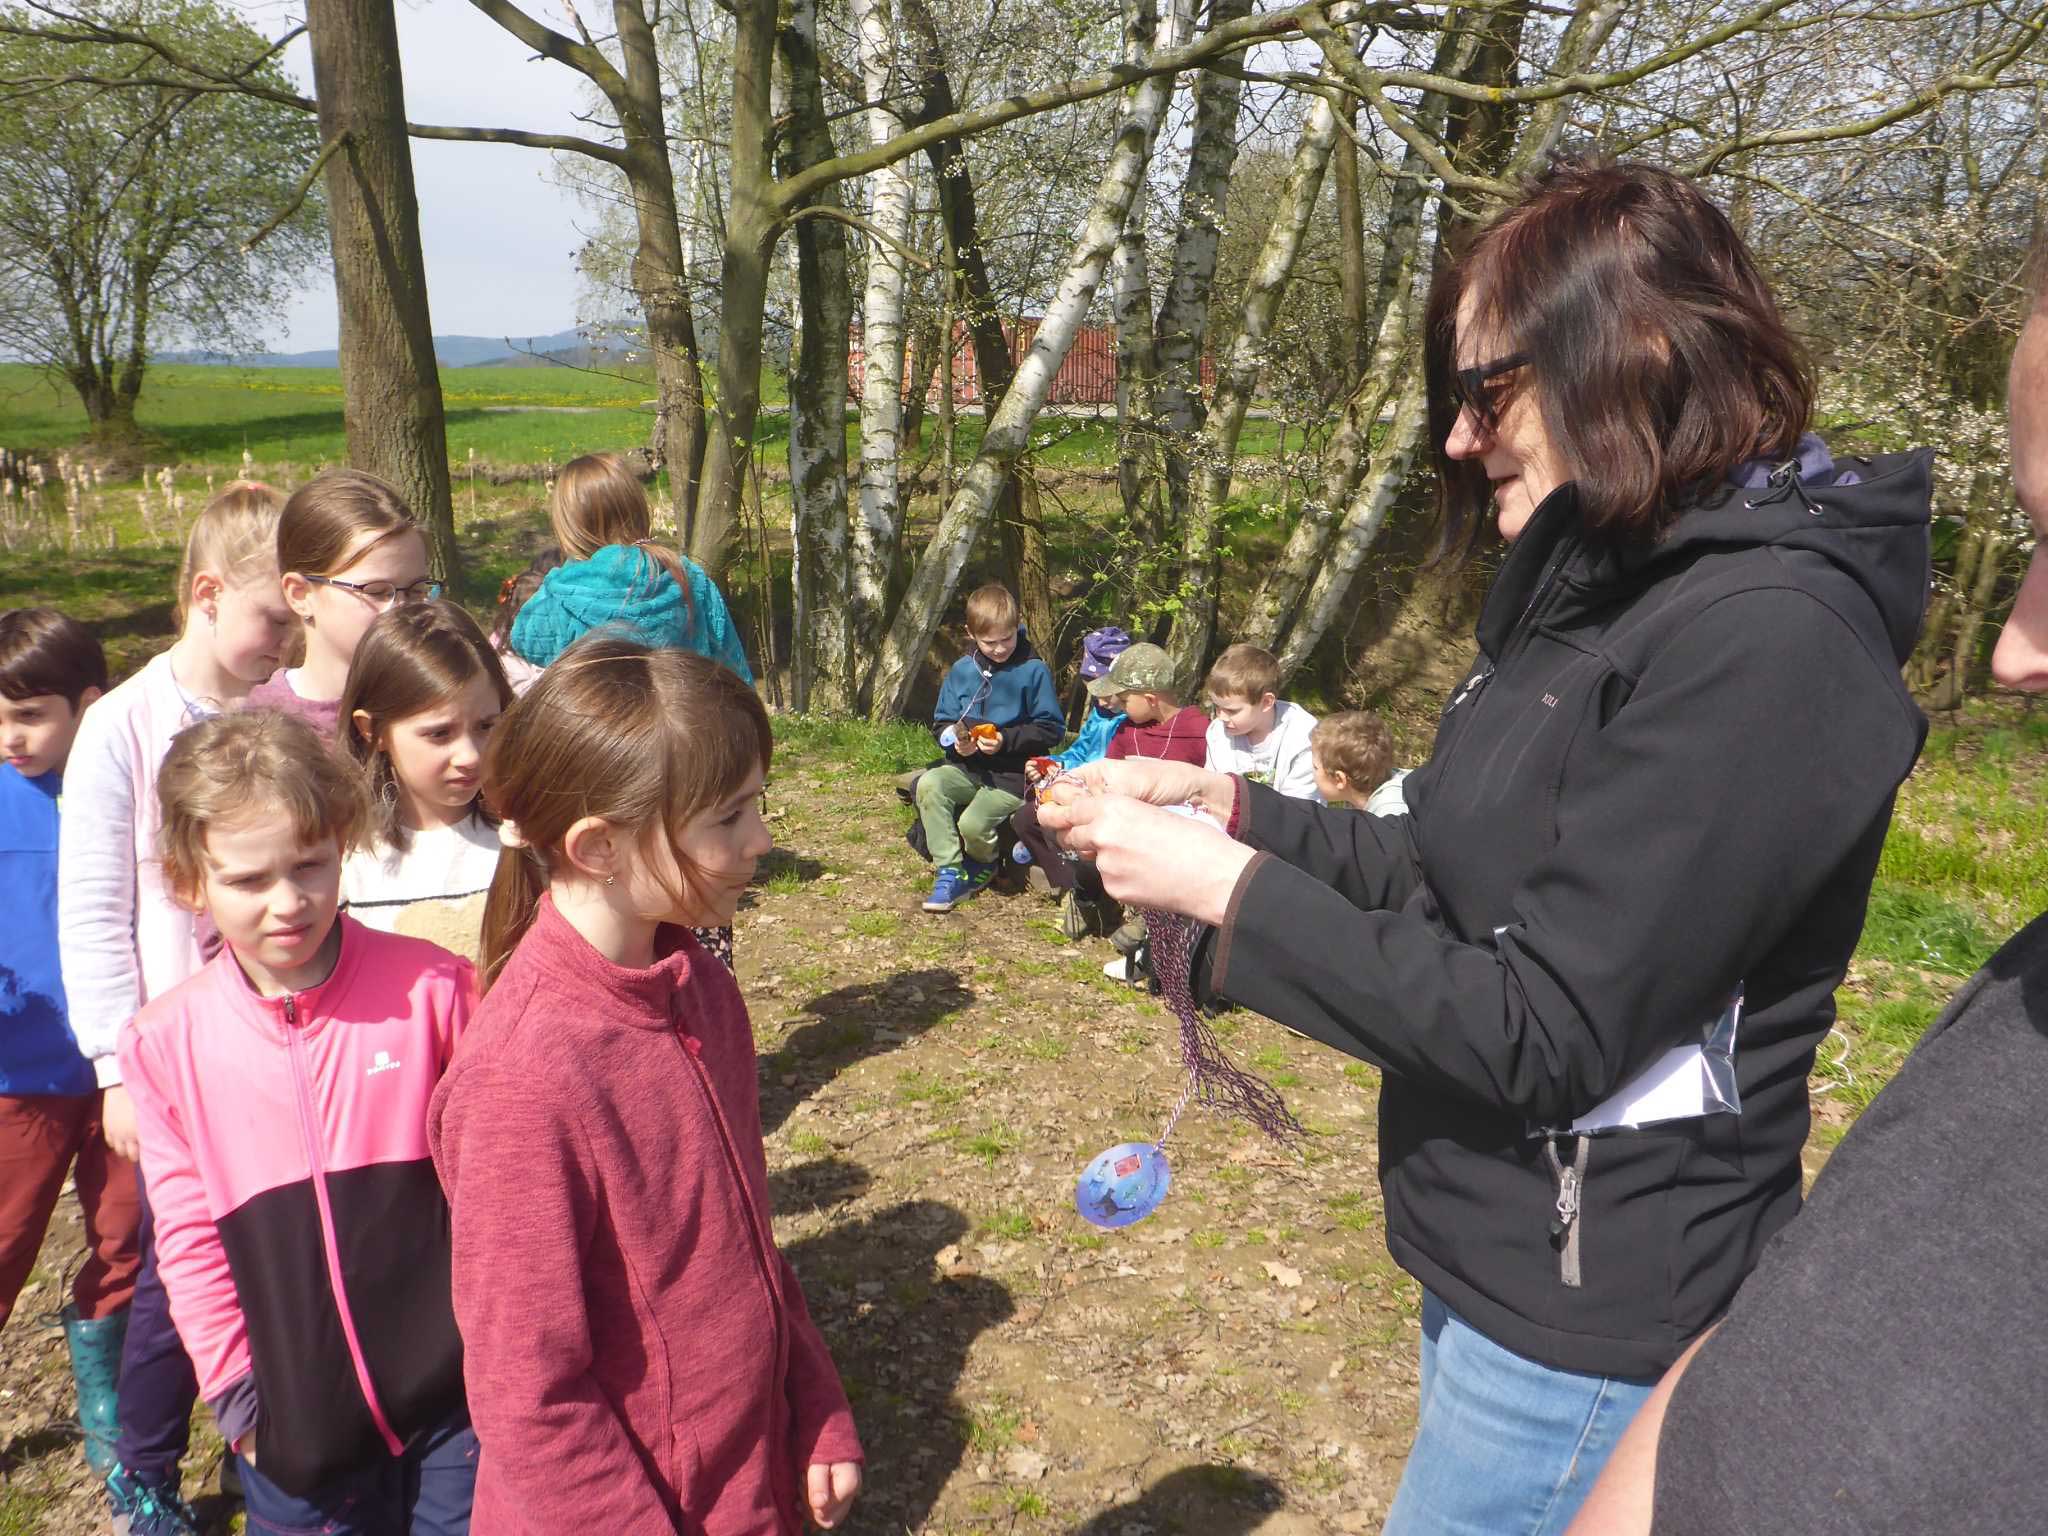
1209, 451, 1932, 1377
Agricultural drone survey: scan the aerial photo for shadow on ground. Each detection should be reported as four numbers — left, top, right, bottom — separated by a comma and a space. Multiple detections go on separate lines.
784, 1200, 1013, 1536
1067, 1464, 1287, 1535
760, 967, 974, 1134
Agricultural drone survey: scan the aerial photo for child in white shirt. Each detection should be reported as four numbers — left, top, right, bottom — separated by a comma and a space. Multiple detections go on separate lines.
1203, 643, 1320, 800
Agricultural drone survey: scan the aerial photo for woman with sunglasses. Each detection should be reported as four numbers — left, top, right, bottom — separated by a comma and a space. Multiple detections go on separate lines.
1040, 159, 1933, 1534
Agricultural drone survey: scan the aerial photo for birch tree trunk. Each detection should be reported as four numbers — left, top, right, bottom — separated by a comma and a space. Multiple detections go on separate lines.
1165, 68, 1346, 679
852, 0, 916, 659
866, 0, 1193, 718
776, 0, 855, 711
1152, 0, 1253, 621
306, 0, 458, 585
1111, 182, 1161, 535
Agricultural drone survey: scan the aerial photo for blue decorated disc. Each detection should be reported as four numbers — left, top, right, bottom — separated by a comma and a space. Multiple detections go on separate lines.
1074, 1141, 1172, 1228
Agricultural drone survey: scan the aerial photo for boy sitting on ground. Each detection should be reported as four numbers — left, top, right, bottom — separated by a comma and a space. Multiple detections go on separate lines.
1310, 709, 1408, 815
918, 584, 1064, 913
1203, 643, 1320, 800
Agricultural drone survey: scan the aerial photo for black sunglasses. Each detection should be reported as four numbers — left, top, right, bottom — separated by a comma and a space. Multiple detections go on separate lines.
1450, 351, 1530, 430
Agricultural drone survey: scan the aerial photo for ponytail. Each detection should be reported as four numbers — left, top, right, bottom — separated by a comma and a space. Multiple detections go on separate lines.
479, 839, 545, 994
552, 454, 693, 623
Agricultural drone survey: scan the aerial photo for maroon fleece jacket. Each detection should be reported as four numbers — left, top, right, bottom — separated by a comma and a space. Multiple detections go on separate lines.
428, 896, 859, 1534
1104, 703, 1209, 765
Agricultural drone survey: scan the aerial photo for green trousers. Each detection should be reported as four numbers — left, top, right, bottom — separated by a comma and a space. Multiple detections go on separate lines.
916, 763, 1023, 868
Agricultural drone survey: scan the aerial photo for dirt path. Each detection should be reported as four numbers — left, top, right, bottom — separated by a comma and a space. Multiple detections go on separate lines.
3, 737, 1430, 1534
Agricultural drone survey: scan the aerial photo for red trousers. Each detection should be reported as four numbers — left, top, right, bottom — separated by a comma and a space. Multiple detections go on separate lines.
0, 1092, 141, 1328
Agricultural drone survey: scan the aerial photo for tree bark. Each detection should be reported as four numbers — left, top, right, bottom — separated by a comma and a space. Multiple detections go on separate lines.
693, 0, 781, 577
1110, 181, 1160, 535
614, 1, 708, 520
1331, 98, 1371, 387
306, 0, 457, 585
776, 0, 855, 711
866, 0, 1192, 718
852, 0, 916, 660
1166, 63, 1345, 679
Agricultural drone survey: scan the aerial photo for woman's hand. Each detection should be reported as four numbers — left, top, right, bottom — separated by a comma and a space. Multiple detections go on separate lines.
1036, 793, 1256, 926
806, 1460, 862, 1528
1047, 758, 1237, 822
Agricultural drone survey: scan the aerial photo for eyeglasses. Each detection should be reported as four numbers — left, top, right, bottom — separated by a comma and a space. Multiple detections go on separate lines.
1450, 351, 1530, 432
305, 574, 445, 609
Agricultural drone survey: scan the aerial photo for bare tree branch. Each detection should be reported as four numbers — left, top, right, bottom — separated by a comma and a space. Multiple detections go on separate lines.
244, 131, 347, 251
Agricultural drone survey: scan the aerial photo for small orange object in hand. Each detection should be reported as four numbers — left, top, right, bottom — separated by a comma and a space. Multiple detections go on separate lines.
968, 723, 1002, 747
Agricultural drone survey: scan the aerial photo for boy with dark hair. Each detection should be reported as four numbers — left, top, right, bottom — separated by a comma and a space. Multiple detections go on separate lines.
917, 584, 1065, 912
0, 608, 137, 1480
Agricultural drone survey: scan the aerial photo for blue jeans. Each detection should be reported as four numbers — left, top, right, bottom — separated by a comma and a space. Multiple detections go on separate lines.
240, 1416, 477, 1536
113, 1176, 198, 1488
1382, 1291, 1655, 1536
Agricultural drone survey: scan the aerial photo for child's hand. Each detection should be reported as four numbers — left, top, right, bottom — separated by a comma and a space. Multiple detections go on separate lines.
101, 1084, 141, 1163
972, 724, 1002, 755
806, 1460, 862, 1528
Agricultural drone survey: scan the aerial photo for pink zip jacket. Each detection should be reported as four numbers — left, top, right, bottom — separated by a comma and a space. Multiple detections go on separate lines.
430, 895, 860, 1534
119, 917, 475, 1497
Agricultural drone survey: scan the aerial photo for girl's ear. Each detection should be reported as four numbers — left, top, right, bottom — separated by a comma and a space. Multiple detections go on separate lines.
189, 570, 224, 626
560, 814, 619, 884
280, 570, 316, 623
350, 708, 378, 747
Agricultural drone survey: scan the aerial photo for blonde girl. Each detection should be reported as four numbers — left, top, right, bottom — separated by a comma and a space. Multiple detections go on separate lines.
56, 480, 292, 1531
337, 600, 512, 957
505, 453, 751, 681
428, 638, 861, 1534
251, 468, 439, 739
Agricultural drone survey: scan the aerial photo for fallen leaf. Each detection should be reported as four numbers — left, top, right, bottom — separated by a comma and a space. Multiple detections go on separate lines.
1262, 1261, 1303, 1288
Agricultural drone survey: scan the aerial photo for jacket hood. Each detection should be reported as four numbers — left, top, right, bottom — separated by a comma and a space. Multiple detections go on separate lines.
510, 545, 686, 666
1514, 438, 1934, 667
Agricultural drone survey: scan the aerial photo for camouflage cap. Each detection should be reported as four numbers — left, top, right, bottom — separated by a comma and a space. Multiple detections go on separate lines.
1087, 641, 1177, 698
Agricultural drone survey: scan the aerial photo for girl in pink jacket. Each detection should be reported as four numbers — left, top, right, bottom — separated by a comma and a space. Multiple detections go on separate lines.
429, 638, 863, 1534
119, 711, 476, 1534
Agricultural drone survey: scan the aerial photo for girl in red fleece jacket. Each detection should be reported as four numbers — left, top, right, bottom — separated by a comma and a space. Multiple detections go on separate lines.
428, 638, 862, 1535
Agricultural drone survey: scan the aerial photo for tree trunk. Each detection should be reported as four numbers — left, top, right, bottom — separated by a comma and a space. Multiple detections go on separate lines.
693, 0, 780, 578
1111, 182, 1160, 534
776, 0, 856, 712
866, 0, 1191, 718
1331, 99, 1371, 388
902, 311, 941, 450
1932, 521, 2010, 710
1165, 64, 1345, 680
305, 0, 458, 586
1151, 0, 1253, 608
852, 0, 917, 662
614, 1, 708, 521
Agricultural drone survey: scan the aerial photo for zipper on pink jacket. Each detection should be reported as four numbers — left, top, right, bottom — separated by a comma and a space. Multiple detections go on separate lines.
283, 993, 406, 1457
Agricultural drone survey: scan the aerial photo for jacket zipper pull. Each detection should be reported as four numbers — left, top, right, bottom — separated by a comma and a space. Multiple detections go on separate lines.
282, 996, 297, 1027
1544, 1137, 1588, 1289
1447, 664, 1493, 714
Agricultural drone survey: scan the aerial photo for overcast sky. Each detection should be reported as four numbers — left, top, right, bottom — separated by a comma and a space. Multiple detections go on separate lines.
239, 1, 594, 351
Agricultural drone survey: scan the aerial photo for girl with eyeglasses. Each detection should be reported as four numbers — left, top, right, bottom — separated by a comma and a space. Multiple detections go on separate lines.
251, 469, 442, 741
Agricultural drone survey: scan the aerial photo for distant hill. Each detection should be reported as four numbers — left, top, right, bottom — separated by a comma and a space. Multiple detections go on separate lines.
159, 329, 631, 369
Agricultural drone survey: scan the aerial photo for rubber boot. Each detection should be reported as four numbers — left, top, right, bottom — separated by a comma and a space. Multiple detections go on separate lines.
60, 1302, 128, 1478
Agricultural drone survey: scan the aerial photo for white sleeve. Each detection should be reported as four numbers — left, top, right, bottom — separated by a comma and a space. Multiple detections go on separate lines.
58, 705, 142, 1083
1203, 718, 1229, 774
1272, 706, 1323, 801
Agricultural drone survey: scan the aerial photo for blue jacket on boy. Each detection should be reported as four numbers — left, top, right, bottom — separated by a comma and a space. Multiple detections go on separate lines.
932, 631, 1064, 798
1050, 704, 1126, 773
0, 765, 95, 1096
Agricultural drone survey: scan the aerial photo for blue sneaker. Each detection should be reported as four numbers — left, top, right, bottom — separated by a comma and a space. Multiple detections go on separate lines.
924, 866, 974, 912
962, 857, 995, 893
107, 1465, 199, 1536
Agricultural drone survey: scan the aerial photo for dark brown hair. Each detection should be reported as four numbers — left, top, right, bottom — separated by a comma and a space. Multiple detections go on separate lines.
1311, 710, 1394, 794
1205, 643, 1282, 705
278, 468, 418, 580
478, 636, 771, 991
339, 600, 512, 852
0, 608, 107, 706
157, 710, 367, 908
1425, 158, 1813, 552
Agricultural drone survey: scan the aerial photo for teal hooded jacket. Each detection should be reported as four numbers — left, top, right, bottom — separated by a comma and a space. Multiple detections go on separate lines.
509, 544, 752, 683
